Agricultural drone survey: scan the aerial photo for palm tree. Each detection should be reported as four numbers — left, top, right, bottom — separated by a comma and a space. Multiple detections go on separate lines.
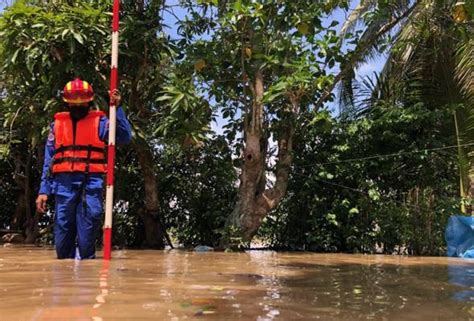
331, 0, 473, 212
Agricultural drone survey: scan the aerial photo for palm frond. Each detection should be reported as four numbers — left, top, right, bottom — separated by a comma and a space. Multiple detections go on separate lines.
340, 0, 376, 39
337, 66, 355, 110
338, 1, 419, 112
376, 1, 428, 93
455, 38, 474, 105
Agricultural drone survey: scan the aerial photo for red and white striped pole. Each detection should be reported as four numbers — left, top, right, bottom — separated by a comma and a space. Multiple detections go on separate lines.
103, 0, 120, 260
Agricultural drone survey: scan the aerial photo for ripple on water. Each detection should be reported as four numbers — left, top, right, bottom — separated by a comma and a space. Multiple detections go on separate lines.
0, 247, 472, 321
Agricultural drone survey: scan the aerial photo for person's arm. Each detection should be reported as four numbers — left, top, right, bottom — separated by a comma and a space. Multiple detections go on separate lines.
36, 123, 55, 213
99, 107, 133, 144
99, 90, 132, 144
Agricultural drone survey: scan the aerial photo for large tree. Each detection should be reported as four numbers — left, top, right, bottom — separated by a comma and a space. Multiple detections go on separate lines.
175, 0, 350, 246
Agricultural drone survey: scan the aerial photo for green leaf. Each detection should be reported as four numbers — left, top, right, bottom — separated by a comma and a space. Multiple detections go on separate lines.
157, 95, 173, 102
233, 0, 242, 12
10, 48, 20, 63
349, 208, 359, 215
368, 189, 380, 201
72, 32, 84, 45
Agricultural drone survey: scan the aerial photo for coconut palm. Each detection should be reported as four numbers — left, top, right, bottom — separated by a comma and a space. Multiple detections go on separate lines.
333, 0, 473, 212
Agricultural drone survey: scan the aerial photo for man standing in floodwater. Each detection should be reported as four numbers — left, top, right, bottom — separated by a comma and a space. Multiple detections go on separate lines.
35, 78, 132, 259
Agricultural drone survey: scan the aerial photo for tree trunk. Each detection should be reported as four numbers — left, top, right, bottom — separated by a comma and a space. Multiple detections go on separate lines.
132, 136, 165, 249
11, 147, 38, 243
222, 71, 296, 247
455, 109, 473, 215
467, 151, 474, 215
23, 149, 38, 243
11, 151, 26, 231
11, 193, 26, 231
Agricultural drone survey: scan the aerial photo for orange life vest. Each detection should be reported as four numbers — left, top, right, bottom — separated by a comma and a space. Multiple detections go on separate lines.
52, 110, 106, 174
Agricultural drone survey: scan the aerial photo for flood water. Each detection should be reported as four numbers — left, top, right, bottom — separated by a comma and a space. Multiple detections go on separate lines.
0, 246, 472, 321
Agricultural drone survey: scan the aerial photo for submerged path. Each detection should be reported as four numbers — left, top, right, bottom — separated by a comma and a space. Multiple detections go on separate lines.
0, 246, 472, 321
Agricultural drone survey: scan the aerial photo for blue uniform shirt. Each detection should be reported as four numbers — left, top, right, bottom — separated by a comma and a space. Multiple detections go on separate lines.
39, 107, 132, 195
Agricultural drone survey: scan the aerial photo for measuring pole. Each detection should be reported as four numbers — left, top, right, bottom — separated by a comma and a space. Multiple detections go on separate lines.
104, 0, 120, 260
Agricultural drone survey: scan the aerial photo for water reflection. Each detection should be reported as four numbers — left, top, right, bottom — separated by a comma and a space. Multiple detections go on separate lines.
91, 259, 110, 321
0, 247, 473, 321
448, 263, 474, 302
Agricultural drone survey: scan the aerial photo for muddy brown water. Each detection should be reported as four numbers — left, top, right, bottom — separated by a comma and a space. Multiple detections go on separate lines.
0, 246, 472, 321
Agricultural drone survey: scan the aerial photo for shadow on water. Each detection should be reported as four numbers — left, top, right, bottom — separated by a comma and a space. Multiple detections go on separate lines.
0, 246, 473, 321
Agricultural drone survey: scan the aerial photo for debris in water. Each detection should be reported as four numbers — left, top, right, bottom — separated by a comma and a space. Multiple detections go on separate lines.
194, 245, 214, 252
210, 286, 224, 291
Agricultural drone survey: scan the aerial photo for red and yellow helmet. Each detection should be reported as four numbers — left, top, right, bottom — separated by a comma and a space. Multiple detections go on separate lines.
62, 78, 94, 104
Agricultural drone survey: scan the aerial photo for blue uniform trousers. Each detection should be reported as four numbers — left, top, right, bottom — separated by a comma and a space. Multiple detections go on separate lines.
53, 173, 103, 259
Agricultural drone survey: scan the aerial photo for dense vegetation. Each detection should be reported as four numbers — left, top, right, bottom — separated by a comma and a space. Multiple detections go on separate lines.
0, 0, 472, 255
